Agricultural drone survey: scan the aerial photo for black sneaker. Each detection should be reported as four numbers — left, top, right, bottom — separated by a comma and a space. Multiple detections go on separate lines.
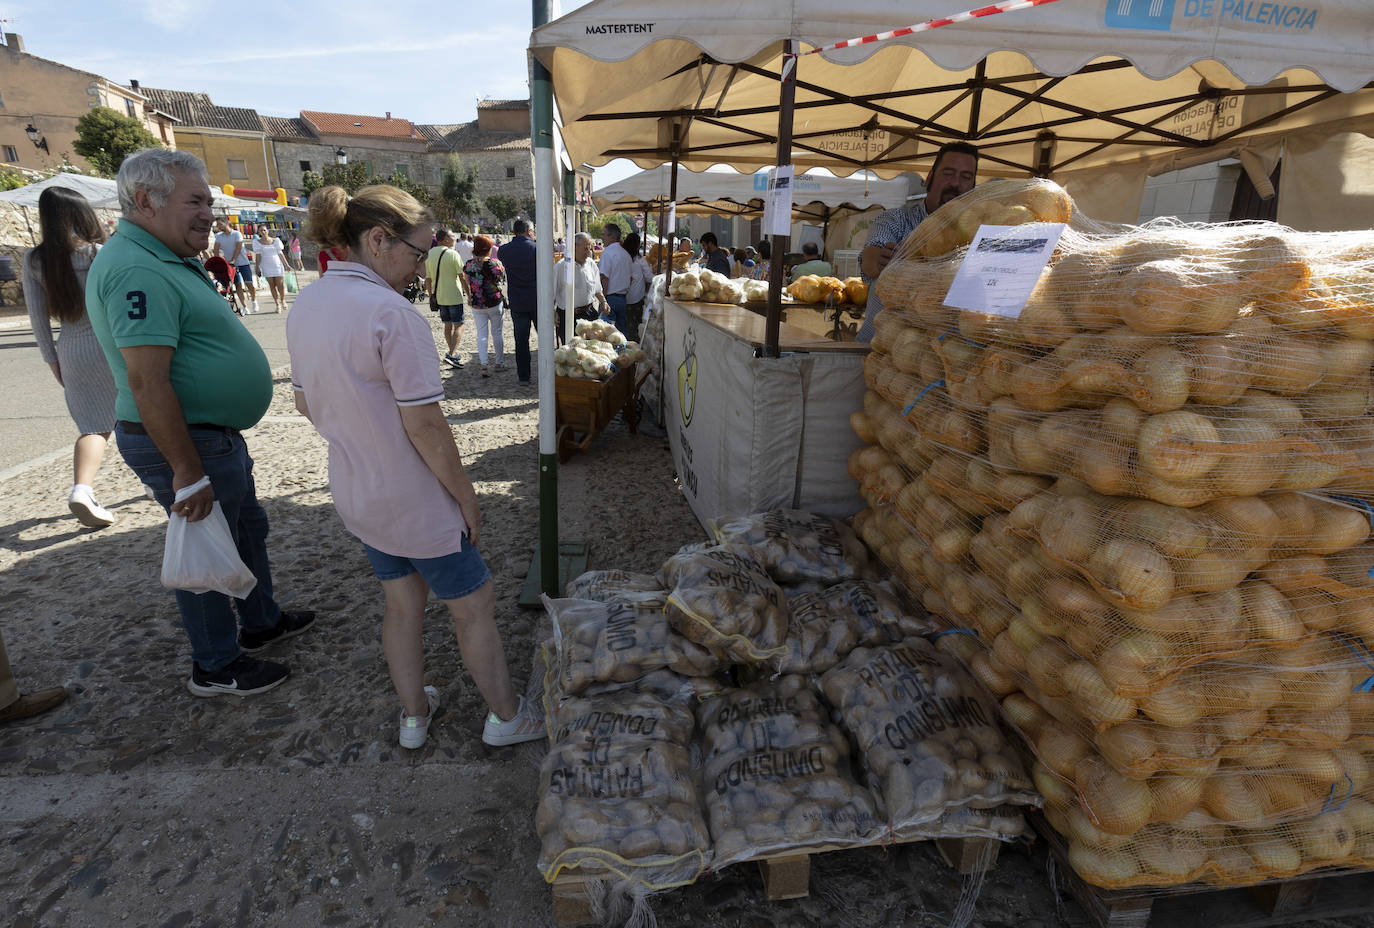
187, 654, 289, 697
238, 610, 317, 654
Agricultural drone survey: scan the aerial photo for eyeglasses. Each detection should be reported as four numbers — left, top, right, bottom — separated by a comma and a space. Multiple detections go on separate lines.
392, 236, 428, 264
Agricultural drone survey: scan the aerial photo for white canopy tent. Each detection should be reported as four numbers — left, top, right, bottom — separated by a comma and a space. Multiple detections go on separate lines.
0, 173, 117, 207
533, 0, 1374, 229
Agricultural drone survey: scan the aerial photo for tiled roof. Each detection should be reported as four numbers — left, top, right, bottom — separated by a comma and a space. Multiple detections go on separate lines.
140, 88, 263, 133
417, 121, 529, 153
476, 99, 529, 111
260, 115, 316, 140
300, 110, 423, 140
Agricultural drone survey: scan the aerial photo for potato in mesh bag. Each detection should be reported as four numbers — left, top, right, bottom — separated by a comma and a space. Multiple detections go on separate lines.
537, 680, 711, 887
661, 546, 789, 663
546, 594, 724, 696
777, 580, 934, 674
710, 509, 870, 585
696, 674, 881, 866
821, 639, 1039, 836
563, 569, 665, 603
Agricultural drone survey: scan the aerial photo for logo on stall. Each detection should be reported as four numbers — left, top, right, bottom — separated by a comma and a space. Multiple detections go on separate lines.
1105, 0, 1176, 30
677, 330, 698, 427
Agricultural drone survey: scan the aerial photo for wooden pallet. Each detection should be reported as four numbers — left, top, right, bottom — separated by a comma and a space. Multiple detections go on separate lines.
549, 834, 1001, 927
1032, 812, 1374, 928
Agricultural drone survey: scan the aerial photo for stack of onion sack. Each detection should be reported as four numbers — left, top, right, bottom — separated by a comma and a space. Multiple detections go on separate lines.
537, 672, 712, 888
695, 675, 882, 867
847, 177, 1374, 888
819, 638, 1038, 840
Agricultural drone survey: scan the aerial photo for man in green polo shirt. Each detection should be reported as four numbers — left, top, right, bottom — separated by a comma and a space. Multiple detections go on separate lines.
87, 148, 314, 698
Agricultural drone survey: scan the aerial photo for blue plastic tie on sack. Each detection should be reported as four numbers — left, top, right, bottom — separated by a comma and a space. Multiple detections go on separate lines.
1331, 495, 1374, 529
1321, 775, 1355, 814
1331, 631, 1374, 693
904, 378, 945, 417
1332, 497, 1374, 577
931, 628, 980, 640
936, 328, 987, 349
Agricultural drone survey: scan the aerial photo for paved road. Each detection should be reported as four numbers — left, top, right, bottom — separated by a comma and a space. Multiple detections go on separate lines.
0, 286, 303, 480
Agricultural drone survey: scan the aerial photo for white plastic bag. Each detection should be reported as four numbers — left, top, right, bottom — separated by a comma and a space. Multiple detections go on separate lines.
160, 476, 257, 598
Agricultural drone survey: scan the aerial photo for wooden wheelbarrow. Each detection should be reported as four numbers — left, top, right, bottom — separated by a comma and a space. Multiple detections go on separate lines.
553, 360, 648, 462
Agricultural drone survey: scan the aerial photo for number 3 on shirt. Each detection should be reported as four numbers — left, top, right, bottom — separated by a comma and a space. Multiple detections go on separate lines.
126, 290, 147, 320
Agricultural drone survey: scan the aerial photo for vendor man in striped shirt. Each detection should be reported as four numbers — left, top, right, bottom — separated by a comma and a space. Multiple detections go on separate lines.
87, 149, 314, 699
857, 141, 978, 341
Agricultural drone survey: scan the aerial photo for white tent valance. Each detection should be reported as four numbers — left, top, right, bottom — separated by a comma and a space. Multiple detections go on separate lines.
593, 164, 911, 220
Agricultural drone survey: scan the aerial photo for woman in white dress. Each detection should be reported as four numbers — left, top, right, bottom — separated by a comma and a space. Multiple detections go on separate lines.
253, 227, 289, 312
22, 186, 117, 527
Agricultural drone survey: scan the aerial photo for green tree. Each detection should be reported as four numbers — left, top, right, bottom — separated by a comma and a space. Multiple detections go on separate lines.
484, 193, 520, 225
438, 155, 481, 226
520, 195, 537, 218
0, 167, 28, 191
300, 170, 325, 197
379, 170, 429, 205
72, 107, 161, 176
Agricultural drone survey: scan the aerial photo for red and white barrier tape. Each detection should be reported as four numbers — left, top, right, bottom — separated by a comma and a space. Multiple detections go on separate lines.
792, 0, 1062, 62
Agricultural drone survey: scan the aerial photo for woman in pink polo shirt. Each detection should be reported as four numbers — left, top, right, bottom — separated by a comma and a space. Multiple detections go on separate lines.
286, 185, 543, 751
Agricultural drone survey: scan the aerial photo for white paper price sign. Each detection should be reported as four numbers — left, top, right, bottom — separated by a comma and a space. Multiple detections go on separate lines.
763, 165, 795, 236
943, 223, 1065, 318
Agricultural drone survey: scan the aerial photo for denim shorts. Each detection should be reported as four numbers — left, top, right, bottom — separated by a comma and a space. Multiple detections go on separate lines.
361, 534, 491, 600
438, 304, 464, 324
235, 262, 255, 283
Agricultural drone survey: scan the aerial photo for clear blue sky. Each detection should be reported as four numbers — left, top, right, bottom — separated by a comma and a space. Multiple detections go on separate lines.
5, 0, 638, 184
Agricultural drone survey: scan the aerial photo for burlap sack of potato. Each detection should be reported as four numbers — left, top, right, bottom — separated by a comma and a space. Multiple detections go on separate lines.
537, 677, 712, 888
709, 509, 871, 585
563, 569, 665, 603
660, 546, 789, 664
820, 638, 1039, 839
696, 674, 881, 867
776, 580, 934, 675
545, 594, 725, 697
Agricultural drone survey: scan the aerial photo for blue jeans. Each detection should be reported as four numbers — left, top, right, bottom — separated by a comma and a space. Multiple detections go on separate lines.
511, 310, 565, 382
606, 293, 629, 338
116, 425, 281, 671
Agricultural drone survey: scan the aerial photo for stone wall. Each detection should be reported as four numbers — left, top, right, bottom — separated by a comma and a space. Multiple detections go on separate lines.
1, 201, 120, 307
272, 140, 439, 197
1138, 162, 1242, 224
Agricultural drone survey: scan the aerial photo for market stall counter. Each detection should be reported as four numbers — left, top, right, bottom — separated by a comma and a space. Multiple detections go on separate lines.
662, 298, 867, 531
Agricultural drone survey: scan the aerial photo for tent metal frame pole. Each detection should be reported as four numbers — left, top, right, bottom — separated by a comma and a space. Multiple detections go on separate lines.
532, 0, 559, 595
764, 41, 796, 359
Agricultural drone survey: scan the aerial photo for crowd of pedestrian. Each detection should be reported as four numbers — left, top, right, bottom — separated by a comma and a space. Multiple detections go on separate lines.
9, 147, 546, 751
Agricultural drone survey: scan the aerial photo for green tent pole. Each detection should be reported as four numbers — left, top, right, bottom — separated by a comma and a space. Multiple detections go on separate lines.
532, 0, 559, 595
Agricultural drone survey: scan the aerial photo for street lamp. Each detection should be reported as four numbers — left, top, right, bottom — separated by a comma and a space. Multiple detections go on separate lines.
335, 147, 347, 166
25, 124, 49, 154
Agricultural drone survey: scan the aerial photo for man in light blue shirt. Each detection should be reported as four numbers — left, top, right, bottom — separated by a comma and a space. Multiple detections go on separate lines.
857, 142, 979, 341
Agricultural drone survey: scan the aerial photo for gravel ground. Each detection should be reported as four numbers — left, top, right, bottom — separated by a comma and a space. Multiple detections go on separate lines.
2, 311, 1371, 928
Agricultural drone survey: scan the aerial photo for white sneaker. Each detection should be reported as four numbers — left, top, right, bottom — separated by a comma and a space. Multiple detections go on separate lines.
398, 685, 440, 749
68, 487, 114, 528
482, 695, 545, 746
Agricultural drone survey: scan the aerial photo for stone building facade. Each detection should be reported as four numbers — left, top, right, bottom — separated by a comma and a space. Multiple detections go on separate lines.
140, 88, 277, 191
265, 100, 547, 232
0, 34, 176, 174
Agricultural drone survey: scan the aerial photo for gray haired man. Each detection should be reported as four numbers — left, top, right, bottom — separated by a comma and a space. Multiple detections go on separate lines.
86, 149, 314, 698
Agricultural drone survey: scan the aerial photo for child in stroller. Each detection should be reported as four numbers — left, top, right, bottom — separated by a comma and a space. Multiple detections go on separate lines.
202, 256, 241, 312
